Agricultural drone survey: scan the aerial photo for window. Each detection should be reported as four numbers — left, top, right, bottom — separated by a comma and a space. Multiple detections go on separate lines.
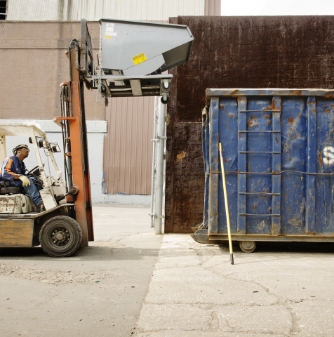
0, 0, 7, 20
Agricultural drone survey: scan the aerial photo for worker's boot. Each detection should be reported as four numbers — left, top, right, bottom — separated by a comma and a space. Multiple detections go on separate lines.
37, 202, 45, 213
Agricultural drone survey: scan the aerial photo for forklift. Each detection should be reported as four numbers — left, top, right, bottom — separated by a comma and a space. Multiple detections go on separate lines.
0, 19, 193, 257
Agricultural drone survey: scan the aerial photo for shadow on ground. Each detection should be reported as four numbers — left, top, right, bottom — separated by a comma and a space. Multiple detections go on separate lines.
217, 241, 334, 254
0, 246, 160, 261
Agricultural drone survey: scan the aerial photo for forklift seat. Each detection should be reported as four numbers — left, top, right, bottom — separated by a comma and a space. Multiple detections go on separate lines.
0, 179, 24, 195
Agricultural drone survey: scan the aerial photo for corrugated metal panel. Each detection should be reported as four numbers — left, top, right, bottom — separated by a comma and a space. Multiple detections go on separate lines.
104, 97, 154, 195
7, 0, 205, 21
204, 0, 221, 15
7, 0, 59, 20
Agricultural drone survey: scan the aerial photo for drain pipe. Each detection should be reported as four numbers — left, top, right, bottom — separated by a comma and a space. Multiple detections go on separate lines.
154, 99, 167, 234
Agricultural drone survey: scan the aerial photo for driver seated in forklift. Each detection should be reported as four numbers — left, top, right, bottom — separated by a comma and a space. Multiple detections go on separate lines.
0, 144, 45, 212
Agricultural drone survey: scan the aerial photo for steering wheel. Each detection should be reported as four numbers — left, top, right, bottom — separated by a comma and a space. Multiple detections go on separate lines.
27, 166, 40, 176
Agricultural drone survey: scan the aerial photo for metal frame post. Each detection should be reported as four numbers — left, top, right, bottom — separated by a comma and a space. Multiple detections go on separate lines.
154, 100, 167, 234
150, 97, 159, 228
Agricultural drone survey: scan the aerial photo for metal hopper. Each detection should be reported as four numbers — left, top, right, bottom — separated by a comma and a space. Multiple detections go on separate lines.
91, 19, 194, 101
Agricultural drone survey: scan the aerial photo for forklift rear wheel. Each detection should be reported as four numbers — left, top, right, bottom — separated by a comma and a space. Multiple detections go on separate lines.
239, 241, 256, 253
39, 216, 82, 257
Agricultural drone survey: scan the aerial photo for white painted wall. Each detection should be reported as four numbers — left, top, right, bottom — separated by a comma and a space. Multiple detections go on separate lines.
7, 0, 205, 21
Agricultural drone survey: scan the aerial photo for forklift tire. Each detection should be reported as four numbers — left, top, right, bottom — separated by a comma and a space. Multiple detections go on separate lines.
39, 215, 83, 257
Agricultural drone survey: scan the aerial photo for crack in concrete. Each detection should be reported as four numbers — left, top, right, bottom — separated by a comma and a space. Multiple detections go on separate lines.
135, 237, 324, 336
184, 243, 300, 336
202, 261, 301, 336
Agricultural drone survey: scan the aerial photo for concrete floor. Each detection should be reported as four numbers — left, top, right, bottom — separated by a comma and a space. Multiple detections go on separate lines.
1, 205, 334, 336
0, 205, 161, 337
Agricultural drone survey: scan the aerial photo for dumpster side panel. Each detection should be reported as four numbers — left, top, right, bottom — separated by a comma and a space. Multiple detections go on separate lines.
206, 91, 334, 239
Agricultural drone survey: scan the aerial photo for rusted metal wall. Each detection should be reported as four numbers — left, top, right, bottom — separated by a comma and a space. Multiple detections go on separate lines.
166, 16, 334, 233
104, 97, 154, 195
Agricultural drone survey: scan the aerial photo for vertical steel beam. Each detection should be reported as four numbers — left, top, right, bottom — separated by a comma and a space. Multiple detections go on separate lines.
150, 97, 159, 228
154, 100, 167, 234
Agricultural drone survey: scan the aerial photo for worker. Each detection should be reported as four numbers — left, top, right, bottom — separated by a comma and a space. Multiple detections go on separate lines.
0, 144, 44, 212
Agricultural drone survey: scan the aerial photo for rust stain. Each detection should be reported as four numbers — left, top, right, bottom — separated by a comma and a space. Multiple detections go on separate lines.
271, 222, 280, 234
268, 206, 272, 213
267, 120, 271, 125
301, 200, 305, 213
290, 90, 302, 96
230, 90, 240, 97
319, 151, 323, 166
307, 101, 317, 114
220, 104, 225, 109
284, 143, 289, 154
247, 116, 257, 127
263, 103, 274, 111
288, 117, 294, 125
176, 151, 187, 161
229, 113, 234, 118
166, 114, 171, 126
289, 218, 302, 227
264, 115, 270, 119
253, 203, 258, 210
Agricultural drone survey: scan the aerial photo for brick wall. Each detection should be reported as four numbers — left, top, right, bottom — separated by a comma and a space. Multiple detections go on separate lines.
0, 21, 104, 120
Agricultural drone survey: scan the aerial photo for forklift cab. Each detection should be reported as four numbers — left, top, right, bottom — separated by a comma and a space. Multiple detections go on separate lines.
0, 122, 82, 257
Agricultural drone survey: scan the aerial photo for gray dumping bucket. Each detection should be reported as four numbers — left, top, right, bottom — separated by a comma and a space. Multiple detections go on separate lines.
99, 18, 194, 76
91, 19, 193, 99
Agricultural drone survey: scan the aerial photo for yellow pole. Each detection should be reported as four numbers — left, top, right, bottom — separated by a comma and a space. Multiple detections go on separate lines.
219, 142, 234, 265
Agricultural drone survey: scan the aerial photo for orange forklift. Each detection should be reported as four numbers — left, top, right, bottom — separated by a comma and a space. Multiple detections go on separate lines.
0, 19, 193, 257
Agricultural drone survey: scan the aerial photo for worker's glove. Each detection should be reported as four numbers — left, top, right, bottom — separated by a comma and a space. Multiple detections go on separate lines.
19, 175, 30, 187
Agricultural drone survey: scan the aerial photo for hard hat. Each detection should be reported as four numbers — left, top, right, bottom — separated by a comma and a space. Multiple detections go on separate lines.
12, 144, 30, 155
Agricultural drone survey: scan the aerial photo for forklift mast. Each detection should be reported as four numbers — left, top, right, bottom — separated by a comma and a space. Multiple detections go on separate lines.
54, 19, 193, 247
55, 39, 94, 246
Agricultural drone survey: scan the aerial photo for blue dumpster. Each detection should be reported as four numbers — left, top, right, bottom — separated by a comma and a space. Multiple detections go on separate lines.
192, 89, 334, 252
